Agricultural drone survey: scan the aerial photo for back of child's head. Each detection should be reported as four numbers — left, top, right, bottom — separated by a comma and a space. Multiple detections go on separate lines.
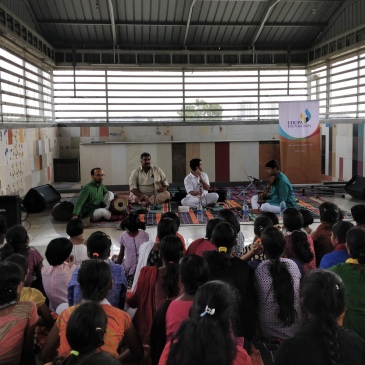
0, 261, 23, 306
179, 254, 210, 295
78, 260, 112, 301
119, 212, 146, 232
86, 231, 112, 260
319, 202, 341, 225
346, 227, 365, 264
254, 216, 273, 237
205, 218, 224, 240
66, 218, 84, 237
45, 237, 73, 266
4, 225, 29, 256
157, 218, 178, 241
218, 209, 240, 234
78, 352, 120, 365
211, 221, 236, 250
161, 212, 181, 230
283, 208, 303, 231
351, 204, 365, 225
66, 301, 107, 361
332, 221, 354, 244
4, 253, 28, 279
0, 215, 7, 235
261, 227, 286, 258
260, 211, 279, 226
299, 209, 314, 227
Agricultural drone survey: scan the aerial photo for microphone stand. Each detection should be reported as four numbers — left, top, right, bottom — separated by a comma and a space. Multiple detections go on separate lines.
150, 173, 161, 212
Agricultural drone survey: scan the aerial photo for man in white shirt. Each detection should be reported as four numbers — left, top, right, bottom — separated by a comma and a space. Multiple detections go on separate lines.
129, 152, 170, 205
181, 158, 219, 208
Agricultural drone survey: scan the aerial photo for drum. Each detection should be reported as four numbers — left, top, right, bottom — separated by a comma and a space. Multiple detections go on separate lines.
109, 197, 128, 214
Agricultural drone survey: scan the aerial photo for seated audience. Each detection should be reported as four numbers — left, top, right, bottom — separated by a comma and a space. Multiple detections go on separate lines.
0, 261, 38, 365
275, 269, 365, 365
78, 352, 120, 365
116, 212, 149, 287
1, 224, 43, 288
351, 204, 365, 229
260, 211, 280, 228
204, 222, 256, 346
68, 231, 127, 309
311, 202, 341, 265
186, 218, 223, 256
283, 208, 316, 272
42, 238, 77, 312
158, 280, 252, 365
127, 235, 183, 344
218, 209, 245, 258
319, 221, 354, 269
41, 260, 143, 362
255, 227, 303, 341
155, 212, 186, 251
330, 227, 365, 339
132, 217, 178, 290
299, 209, 314, 235
66, 219, 88, 265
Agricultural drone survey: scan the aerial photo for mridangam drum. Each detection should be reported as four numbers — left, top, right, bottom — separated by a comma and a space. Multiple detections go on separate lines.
109, 197, 128, 213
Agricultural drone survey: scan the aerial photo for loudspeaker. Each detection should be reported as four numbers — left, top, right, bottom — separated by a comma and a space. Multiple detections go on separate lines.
0, 195, 22, 228
23, 184, 61, 213
345, 175, 365, 200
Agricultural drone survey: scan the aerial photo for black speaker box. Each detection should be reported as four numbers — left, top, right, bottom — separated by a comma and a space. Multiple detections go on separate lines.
23, 184, 61, 213
0, 195, 22, 228
345, 175, 365, 200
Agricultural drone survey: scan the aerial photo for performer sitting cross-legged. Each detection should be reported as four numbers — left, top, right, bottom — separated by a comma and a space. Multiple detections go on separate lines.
181, 159, 219, 209
251, 159, 296, 214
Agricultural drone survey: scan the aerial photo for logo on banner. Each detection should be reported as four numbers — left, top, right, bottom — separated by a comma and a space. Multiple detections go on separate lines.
279, 102, 319, 140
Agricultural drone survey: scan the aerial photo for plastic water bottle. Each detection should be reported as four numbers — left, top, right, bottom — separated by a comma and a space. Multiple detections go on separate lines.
226, 189, 231, 201
243, 202, 249, 222
280, 200, 286, 219
197, 200, 203, 222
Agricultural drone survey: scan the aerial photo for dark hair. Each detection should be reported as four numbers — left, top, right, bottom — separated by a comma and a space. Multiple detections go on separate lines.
120, 212, 146, 232
254, 216, 273, 237
66, 218, 84, 237
3, 225, 29, 258
218, 209, 240, 234
299, 209, 314, 227
4, 253, 28, 278
283, 208, 314, 263
189, 158, 201, 171
351, 204, 365, 225
332, 221, 354, 244
301, 270, 345, 365
159, 235, 183, 298
157, 218, 178, 241
260, 211, 279, 226
161, 212, 181, 229
140, 152, 151, 159
346, 227, 365, 264
90, 167, 102, 176
205, 218, 224, 240
167, 281, 237, 365
86, 231, 112, 259
78, 260, 112, 301
179, 255, 210, 295
0, 215, 7, 234
261, 227, 297, 326
319, 202, 341, 225
45, 238, 73, 266
265, 159, 280, 169
64, 301, 107, 364
204, 222, 237, 270
78, 352, 120, 365
0, 261, 23, 305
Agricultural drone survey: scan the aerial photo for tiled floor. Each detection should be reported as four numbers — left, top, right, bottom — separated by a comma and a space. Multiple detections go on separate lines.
23, 184, 363, 260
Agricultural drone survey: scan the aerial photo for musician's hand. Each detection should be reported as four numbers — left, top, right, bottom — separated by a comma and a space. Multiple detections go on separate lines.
157, 186, 166, 193
139, 195, 149, 202
196, 191, 203, 196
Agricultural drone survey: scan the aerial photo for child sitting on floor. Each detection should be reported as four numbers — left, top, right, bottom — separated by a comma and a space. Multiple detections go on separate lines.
66, 218, 88, 265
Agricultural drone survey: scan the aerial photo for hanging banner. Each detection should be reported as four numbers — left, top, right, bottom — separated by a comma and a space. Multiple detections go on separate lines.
279, 100, 321, 184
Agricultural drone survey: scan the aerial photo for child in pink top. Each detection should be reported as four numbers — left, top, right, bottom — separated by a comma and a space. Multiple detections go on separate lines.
42, 238, 76, 312
116, 212, 149, 288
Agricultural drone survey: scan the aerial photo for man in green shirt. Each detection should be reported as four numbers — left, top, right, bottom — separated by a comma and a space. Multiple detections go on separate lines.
72, 167, 114, 225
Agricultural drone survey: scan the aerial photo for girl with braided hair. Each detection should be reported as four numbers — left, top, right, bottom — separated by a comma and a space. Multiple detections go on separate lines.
159, 280, 252, 365
275, 269, 365, 365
